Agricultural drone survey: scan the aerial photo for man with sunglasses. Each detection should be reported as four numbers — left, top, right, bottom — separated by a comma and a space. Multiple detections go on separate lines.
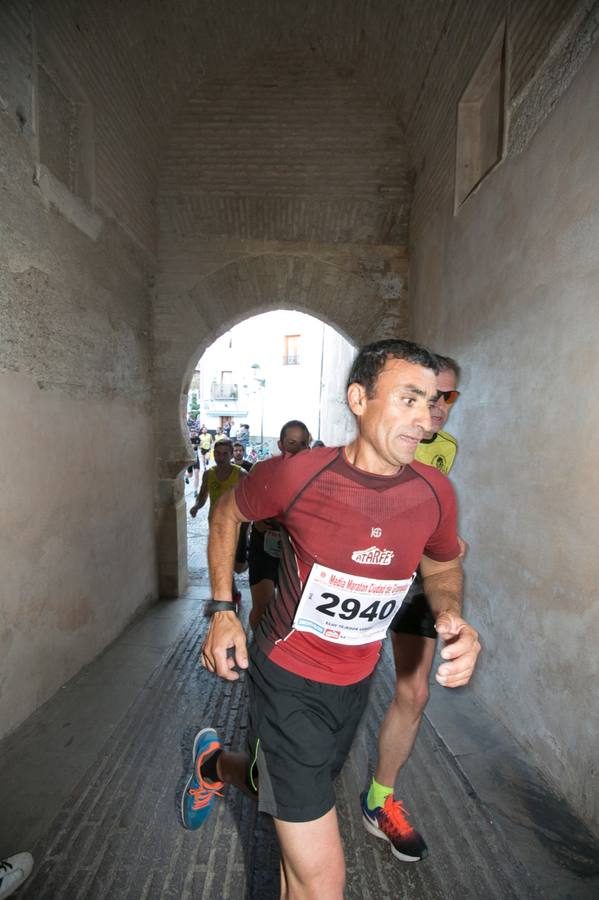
362, 355, 463, 863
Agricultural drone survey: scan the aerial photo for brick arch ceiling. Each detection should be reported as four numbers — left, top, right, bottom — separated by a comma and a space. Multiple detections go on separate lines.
130, 0, 446, 136
159, 50, 411, 246
54, 0, 450, 190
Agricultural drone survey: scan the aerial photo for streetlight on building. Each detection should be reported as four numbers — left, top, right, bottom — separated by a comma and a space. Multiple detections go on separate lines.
250, 363, 266, 448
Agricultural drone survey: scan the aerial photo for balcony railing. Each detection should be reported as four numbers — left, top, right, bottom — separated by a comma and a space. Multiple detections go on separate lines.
211, 382, 238, 400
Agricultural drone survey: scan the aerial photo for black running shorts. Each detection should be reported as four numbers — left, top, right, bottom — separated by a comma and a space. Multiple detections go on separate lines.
234, 522, 250, 566
389, 571, 437, 640
246, 643, 371, 823
248, 528, 280, 587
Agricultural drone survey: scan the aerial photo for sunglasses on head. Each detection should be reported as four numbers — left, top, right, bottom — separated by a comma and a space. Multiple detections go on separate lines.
435, 389, 460, 405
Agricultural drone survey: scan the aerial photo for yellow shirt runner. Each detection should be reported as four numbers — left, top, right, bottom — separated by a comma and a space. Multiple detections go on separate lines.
415, 430, 457, 475
206, 465, 243, 514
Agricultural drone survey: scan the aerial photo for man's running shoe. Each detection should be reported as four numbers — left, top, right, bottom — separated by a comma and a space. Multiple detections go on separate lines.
181, 728, 224, 830
360, 791, 428, 862
0, 852, 34, 899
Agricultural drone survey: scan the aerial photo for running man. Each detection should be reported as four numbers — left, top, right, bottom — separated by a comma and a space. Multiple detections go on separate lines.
232, 441, 253, 473
363, 354, 463, 862
181, 340, 481, 899
232, 441, 252, 574
247, 420, 311, 630
189, 437, 247, 605
198, 426, 213, 471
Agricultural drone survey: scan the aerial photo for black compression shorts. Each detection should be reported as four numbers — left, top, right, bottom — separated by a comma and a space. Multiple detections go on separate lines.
389, 572, 437, 639
234, 522, 250, 566
248, 528, 280, 587
246, 643, 371, 822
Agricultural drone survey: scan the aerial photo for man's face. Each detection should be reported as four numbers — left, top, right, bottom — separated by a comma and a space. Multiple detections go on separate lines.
232, 444, 244, 463
427, 368, 458, 436
214, 443, 232, 465
279, 426, 310, 455
348, 357, 436, 471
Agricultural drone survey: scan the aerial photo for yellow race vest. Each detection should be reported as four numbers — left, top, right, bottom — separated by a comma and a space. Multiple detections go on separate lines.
206, 465, 243, 512
415, 430, 457, 475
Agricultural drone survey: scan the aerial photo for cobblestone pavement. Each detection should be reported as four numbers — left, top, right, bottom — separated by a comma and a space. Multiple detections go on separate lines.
19, 604, 539, 900
10, 483, 599, 898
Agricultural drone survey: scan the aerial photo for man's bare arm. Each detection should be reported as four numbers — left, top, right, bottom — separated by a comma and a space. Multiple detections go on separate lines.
189, 471, 209, 517
202, 491, 249, 681
420, 554, 481, 688
419, 555, 463, 619
208, 490, 246, 598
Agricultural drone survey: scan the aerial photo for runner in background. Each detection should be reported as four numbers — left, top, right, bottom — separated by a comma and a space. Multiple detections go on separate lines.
364, 354, 463, 862
247, 420, 311, 630
190, 437, 247, 608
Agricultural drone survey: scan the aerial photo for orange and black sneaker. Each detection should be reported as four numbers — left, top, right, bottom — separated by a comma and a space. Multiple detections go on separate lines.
360, 791, 428, 862
181, 728, 224, 830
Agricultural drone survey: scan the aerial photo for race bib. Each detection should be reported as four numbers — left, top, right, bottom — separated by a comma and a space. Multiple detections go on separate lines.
293, 564, 415, 645
264, 529, 281, 558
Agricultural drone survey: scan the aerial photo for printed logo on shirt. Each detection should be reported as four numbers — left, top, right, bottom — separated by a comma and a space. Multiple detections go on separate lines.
351, 546, 394, 566
370, 527, 382, 537
433, 455, 448, 473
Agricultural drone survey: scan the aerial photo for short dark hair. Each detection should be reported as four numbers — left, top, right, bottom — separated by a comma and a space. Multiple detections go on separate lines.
347, 339, 439, 397
435, 354, 461, 380
214, 437, 233, 450
232, 441, 244, 450
280, 420, 310, 442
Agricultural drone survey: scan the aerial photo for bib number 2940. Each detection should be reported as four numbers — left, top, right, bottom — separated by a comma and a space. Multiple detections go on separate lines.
316, 592, 397, 622
292, 564, 415, 645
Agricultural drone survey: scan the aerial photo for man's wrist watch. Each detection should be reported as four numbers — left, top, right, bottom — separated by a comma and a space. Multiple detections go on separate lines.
206, 599, 238, 614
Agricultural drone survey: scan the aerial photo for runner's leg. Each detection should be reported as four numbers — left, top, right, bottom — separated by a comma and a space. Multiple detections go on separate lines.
375, 632, 436, 786
216, 750, 255, 797
274, 809, 345, 900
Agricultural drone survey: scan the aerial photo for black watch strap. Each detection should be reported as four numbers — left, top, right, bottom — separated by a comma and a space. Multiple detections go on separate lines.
207, 600, 238, 614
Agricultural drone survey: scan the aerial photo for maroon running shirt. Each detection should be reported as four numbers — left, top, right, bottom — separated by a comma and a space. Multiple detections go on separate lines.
235, 446, 460, 685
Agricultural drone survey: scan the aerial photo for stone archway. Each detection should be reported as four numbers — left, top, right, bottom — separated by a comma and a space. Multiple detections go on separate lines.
153, 246, 407, 595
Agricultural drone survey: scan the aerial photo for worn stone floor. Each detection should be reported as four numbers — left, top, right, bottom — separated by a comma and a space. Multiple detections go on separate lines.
1, 482, 598, 899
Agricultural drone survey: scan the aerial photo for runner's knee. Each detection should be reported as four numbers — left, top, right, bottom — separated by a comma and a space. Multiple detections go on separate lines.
292, 866, 344, 899
394, 670, 430, 714
281, 846, 345, 899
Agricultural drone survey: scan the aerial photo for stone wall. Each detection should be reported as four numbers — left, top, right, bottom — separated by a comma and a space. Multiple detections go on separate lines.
409, 10, 599, 833
0, 4, 158, 739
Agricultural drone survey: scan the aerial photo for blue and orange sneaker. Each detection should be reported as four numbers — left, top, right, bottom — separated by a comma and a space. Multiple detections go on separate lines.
360, 791, 428, 862
181, 728, 224, 830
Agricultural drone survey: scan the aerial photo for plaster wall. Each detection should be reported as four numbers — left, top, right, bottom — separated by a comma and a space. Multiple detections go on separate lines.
319, 326, 358, 446
410, 41, 599, 834
0, 99, 157, 737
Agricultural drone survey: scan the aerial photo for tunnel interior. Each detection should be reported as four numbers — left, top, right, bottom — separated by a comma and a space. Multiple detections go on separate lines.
1, 0, 599, 863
